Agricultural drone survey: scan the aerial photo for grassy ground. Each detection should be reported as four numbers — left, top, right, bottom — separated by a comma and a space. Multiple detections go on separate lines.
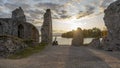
8, 43, 47, 59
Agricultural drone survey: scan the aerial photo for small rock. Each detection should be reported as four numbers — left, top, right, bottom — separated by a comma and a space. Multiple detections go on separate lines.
89, 38, 102, 49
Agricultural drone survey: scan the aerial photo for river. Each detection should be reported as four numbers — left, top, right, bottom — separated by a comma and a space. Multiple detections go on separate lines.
40, 36, 94, 45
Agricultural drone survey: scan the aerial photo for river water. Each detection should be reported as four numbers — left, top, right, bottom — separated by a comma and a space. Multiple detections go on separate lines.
40, 36, 94, 45
53, 37, 93, 45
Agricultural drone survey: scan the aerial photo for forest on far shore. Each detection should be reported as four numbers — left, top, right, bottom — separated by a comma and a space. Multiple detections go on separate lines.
61, 27, 107, 38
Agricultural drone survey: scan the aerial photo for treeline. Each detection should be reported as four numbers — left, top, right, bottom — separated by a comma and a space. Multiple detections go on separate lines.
61, 27, 107, 38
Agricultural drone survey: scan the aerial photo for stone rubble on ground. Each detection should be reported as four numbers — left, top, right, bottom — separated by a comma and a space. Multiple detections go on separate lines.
0, 36, 27, 57
89, 38, 102, 49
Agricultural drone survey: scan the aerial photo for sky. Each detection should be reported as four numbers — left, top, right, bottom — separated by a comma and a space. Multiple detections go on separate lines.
0, 0, 116, 33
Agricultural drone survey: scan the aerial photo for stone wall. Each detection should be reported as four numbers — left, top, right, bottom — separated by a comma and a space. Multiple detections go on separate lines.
0, 7, 40, 57
0, 7, 39, 42
0, 18, 11, 35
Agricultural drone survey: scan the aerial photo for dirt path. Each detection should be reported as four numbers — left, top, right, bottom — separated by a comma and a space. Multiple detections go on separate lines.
89, 48, 120, 68
0, 45, 119, 68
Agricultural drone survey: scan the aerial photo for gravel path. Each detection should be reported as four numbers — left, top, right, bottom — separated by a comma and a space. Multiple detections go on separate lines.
89, 48, 120, 68
0, 45, 119, 68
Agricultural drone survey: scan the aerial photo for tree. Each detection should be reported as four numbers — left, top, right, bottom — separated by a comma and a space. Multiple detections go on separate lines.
61, 27, 102, 38
92, 27, 101, 38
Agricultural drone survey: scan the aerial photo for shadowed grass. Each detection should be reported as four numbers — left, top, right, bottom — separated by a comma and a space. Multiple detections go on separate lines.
8, 43, 47, 59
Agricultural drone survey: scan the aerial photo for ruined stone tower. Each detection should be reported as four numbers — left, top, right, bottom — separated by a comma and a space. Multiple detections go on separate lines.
41, 9, 53, 44
12, 7, 26, 22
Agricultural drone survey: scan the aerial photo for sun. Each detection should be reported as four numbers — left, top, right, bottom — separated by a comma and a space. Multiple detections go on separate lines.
64, 17, 80, 31
70, 24, 79, 30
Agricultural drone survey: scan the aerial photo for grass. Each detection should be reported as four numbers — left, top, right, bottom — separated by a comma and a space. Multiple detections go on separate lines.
8, 43, 47, 59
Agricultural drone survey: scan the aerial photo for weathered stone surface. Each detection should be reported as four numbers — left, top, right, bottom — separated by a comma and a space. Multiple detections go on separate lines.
89, 38, 102, 49
41, 9, 52, 44
102, 0, 120, 51
72, 28, 83, 46
0, 7, 39, 42
12, 7, 26, 22
0, 36, 27, 57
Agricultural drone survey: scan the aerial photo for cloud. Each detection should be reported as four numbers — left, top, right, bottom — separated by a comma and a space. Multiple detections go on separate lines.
26, 9, 44, 18
35, 2, 73, 19
100, 0, 116, 9
7, 0, 28, 4
4, 3, 31, 11
25, 9, 45, 23
0, 12, 11, 18
60, 15, 71, 19
76, 5, 95, 19
35, 3, 60, 19
92, 0, 116, 16
35, 3, 61, 10
76, 12, 92, 19
0, 0, 117, 24
4, 3, 18, 10
0, 0, 8, 5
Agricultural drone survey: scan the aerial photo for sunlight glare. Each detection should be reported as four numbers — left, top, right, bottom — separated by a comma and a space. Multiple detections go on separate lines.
66, 17, 82, 31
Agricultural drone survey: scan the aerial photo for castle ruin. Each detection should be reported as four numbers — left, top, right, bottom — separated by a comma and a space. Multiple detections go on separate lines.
0, 7, 39, 42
